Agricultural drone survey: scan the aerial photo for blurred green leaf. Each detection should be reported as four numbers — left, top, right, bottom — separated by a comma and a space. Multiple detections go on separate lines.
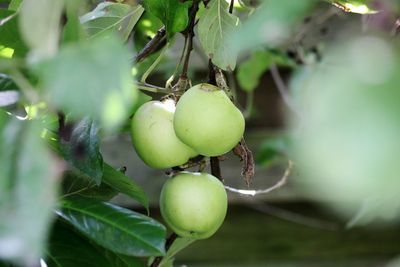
19, 0, 64, 60
198, 0, 240, 71
60, 118, 103, 185
8, 0, 21, 11
290, 35, 400, 223
0, 117, 60, 264
231, 0, 317, 54
57, 197, 166, 257
256, 135, 289, 168
143, 0, 192, 39
103, 163, 149, 211
80, 2, 144, 41
62, 0, 86, 44
35, 35, 137, 130
0, 10, 28, 57
61, 170, 117, 201
327, 0, 378, 14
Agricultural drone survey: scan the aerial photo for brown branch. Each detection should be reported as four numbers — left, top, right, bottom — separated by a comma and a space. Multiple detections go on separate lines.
229, 0, 234, 13
150, 233, 178, 267
210, 157, 222, 181
180, 0, 200, 78
133, 27, 167, 63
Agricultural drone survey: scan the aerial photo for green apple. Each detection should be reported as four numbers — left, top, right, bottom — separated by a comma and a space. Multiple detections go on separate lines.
174, 83, 245, 156
130, 99, 197, 169
160, 172, 228, 239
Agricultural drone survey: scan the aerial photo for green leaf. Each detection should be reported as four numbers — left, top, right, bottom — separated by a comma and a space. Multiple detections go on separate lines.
57, 197, 166, 257
327, 0, 378, 14
8, 0, 22, 11
143, 0, 192, 39
198, 0, 240, 71
103, 163, 149, 211
158, 237, 195, 267
46, 222, 114, 267
62, 0, 86, 44
19, 0, 64, 60
80, 2, 144, 41
256, 135, 289, 168
60, 118, 103, 185
46, 221, 147, 267
0, 118, 60, 264
61, 170, 117, 201
0, 10, 28, 57
238, 49, 295, 92
231, 0, 317, 54
35, 35, 137, 130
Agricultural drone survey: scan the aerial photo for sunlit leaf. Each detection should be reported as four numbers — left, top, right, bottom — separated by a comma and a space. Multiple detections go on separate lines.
328, 0, 378, 14
198, 0, 240, 71
143, 0, 192, 39
80, 2, 145, 41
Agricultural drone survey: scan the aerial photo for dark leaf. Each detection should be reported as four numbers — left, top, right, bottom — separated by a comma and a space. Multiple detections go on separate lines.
60, 118, 103, 185
56, 197, 166, 257
61, 170, 117, 201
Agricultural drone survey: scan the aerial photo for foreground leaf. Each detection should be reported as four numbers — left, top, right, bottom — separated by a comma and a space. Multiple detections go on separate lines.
103, 163, 149, 210
80, 2, 145, 41
198, 0, 240, 71
0, 116, 60, 264
35, 35, 137, 130
19, 0, 64, 60
57, 197, 166, 257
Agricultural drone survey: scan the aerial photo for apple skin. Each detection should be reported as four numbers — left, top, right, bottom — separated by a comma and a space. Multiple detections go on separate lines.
130, 99, 198, 169
160, 172, 228, 239
173, 83, 245, 157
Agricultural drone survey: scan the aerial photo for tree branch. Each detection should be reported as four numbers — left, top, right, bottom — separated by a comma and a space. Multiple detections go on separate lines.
180, 0, 200, 78
224, 160, 293, 196
133, 27, 167, 63
150, 233, 178, 267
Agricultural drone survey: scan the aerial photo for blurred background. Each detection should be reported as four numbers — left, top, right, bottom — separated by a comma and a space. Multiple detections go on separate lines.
98, 0, 400, 266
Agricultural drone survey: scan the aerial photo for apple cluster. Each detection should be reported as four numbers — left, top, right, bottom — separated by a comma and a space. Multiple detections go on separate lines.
130, 83, 245, 239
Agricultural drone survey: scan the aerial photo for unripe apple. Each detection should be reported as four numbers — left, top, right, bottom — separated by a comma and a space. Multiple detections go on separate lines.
160, 172, 228, 239
130, 99, 197, 169
174, 83, 245, 156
